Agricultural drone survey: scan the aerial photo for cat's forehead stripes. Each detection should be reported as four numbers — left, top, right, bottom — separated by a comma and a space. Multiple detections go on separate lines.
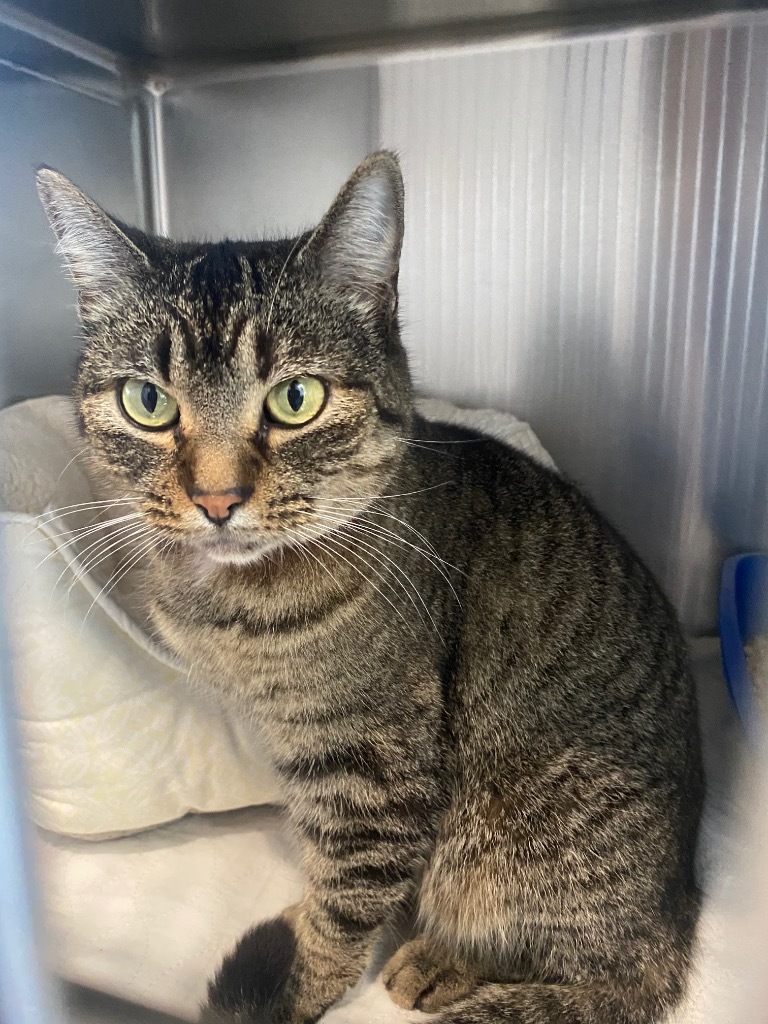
159, 246, 261, 372
154, 246, 290, 382
254, 326, 273, 378
154, 328, 172, 383
162, 311, 270, 386
183, 243, 262, 311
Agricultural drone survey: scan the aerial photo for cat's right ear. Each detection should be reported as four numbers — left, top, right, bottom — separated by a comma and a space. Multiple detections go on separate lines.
36, 168, 149, 320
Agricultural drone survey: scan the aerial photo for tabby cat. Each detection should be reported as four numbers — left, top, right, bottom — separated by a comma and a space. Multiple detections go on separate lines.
38, 152, 703, 1024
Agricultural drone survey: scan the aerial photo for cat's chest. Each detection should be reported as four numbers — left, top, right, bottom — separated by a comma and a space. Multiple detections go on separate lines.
148, 557, 382, 708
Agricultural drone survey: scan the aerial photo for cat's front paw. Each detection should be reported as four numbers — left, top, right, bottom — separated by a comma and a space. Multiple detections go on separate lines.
381, 936, 477, 1013
203, 915, 302, 1024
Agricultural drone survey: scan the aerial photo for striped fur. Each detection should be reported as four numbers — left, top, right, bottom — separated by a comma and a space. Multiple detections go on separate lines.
39, 153, 703, 1024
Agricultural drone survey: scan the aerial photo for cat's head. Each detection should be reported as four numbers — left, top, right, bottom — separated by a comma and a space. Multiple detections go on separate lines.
37, 153, 412, 565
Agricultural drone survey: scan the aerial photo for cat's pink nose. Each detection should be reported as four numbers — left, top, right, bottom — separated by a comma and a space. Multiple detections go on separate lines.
191, 488, 251, 526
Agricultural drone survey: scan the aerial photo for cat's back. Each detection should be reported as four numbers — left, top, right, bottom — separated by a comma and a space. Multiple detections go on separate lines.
413, 411, 679, 635
410, 413, 697, 764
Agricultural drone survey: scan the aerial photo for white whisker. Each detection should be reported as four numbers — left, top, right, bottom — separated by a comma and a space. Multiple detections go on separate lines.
310, 508, 462, 611
299, 528, 414, 634
394, 435, 484, 445
364, 504, 462, 574
79, 531, 159, 633
309, 481, 452, 504
315, 505, 463, 574
41, 511, 144, 546
47, 527, 149, 605
35, 514, 145, 576
394, 440, 466, 457
29, 497, 140, 539
102, 534, 158, 596
264, 234, 304, 336
280, 525, 346, 598
65, 522, 152, 594
309, 492, 457, 578
324, 522, 439, 637
52, 446, 89, 486
37, 497, 140, 520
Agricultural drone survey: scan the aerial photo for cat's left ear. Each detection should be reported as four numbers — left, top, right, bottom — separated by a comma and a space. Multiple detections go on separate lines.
36, 167, 150, 321
300, 151, 404, 314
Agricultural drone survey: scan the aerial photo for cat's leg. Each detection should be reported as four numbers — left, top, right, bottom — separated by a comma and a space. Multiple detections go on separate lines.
381, 935, 478, 1012
392, 769, 698, 1024
203, 899, 376, 1024
204, 731, 441, 1024
204, 882, 418, 1024
204, 850, 423, 1024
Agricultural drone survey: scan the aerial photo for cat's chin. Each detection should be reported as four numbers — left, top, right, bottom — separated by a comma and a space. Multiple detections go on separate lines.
203, 542, 275, 567
175, 532, 279, 568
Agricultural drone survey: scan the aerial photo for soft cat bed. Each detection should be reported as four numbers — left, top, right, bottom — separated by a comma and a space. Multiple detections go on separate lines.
0, 394, 555, 840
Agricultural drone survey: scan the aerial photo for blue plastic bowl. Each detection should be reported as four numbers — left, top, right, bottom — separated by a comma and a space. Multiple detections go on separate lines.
719, 552, 768, 736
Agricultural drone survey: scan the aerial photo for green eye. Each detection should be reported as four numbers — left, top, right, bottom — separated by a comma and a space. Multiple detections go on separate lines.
265, 376, 326, 426
120, 379, 179, 430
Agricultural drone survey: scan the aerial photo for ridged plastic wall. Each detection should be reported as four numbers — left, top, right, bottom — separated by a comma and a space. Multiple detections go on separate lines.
380, 16, 768, 631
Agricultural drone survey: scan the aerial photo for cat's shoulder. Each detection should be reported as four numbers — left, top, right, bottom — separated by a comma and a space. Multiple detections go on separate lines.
410, 411, 562, 489
410, 411, 610, 539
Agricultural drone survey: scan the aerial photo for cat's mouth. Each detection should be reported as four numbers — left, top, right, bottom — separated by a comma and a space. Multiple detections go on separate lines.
190, 530, 278, 566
